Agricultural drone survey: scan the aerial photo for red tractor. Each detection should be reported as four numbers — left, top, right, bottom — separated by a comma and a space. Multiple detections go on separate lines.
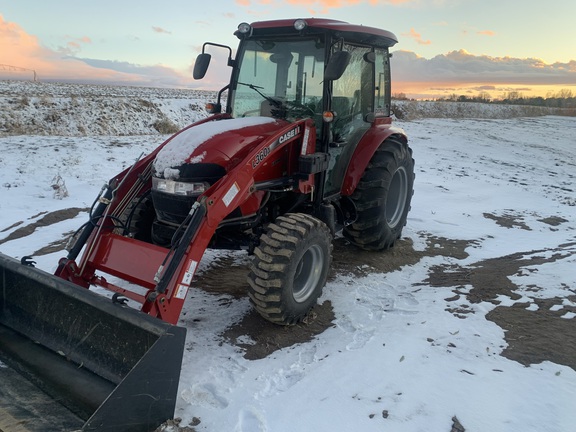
0, 18, 413, 431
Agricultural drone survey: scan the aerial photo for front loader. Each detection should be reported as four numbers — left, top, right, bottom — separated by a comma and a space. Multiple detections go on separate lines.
0, 18, 414, 431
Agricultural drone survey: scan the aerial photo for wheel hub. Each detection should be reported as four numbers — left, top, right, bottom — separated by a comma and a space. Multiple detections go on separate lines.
293, 245, 324, 303
386, 166, 408, 228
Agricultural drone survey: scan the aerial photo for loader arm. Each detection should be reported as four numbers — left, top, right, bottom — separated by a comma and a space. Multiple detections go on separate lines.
64, 118, 318, 325
142, 118, 318, 323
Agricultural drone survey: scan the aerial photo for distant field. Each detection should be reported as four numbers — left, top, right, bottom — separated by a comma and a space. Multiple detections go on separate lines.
0, 80, 568, 136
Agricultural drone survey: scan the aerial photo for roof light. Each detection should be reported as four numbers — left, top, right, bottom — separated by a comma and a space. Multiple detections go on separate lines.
237, 22, 252, 34
294, 19, 308, 31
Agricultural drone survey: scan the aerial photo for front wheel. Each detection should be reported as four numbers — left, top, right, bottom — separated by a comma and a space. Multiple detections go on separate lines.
344, 138, 415, 251
248, 213, 332, 325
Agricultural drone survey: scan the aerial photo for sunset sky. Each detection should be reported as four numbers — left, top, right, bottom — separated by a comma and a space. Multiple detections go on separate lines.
1, 0, 575, 99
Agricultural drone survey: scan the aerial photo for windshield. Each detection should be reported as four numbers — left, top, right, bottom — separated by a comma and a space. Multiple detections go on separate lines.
230, 38, 325, 121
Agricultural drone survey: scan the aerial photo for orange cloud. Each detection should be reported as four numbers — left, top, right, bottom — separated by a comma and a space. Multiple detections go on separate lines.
236, 0, 412, 12
477, 30, 495, 36
58, 35, 92, 56
402, 28, 431, 45
0, 14, 189, 87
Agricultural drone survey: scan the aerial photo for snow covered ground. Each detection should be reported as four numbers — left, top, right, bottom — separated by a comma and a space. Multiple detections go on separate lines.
1, 84, 575, 431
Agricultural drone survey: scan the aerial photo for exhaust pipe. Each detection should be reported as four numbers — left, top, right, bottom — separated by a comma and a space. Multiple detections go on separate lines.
0, 252, 186, 432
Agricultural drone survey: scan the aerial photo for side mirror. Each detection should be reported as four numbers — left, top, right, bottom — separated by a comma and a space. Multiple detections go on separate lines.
193, 53, 212, 80
324, 51, 351, 81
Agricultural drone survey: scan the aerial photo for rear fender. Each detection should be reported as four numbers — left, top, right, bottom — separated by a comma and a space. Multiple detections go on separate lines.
340, 119, 407, 196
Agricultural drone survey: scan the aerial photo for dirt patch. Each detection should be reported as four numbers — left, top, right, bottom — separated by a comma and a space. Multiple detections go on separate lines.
537, 216, 569, 227
195, 233, 576, 373
423, 242, 576, 370
423, 246, 575, 304
487, 298, 576, 370
330, 235, 471, 277
483, 211, 531, 230
0, 208, 87, 253
223, 306, 336, 360
32, 232, 77, 256
198, 234, 474, 360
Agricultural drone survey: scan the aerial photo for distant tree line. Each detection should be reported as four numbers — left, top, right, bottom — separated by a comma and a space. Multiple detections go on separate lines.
393, 89, 576, 109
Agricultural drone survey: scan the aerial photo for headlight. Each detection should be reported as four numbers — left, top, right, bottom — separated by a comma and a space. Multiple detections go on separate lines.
152, 177, 209, 196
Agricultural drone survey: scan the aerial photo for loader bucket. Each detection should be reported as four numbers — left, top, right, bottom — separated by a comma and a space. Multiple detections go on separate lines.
0, 252, 186, 432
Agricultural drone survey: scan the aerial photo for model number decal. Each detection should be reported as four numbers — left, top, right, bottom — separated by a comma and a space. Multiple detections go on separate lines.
252, 147, 271, 168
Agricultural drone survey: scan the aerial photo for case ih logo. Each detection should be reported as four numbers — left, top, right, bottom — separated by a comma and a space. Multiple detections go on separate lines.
279, 126, 301, 144
252, 126, 302, 169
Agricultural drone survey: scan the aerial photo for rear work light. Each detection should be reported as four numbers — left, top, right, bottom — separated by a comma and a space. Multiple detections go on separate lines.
152, 177, 209, 196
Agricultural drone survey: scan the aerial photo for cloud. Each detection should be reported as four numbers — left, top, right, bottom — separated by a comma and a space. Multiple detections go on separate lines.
402, 28, 431, 45
393, 49, 576, 85
58, 35, 92, 56
392, 49, 576, 98
152, 26, 172, 35
477, 30, 495, 36
282, 0, 414, 5
3, 13, 574, 97
0, 14, 191, 87
236, 0, 414, 13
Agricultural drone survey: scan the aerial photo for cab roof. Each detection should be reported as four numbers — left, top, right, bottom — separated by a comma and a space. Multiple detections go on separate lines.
245, 18, 398, 48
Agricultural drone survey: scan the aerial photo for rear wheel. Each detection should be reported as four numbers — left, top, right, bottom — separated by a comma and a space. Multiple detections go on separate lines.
248, 213, 332, 325
344, 138, 414, 250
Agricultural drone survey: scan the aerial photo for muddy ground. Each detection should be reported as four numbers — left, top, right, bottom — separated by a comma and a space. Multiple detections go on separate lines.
6, 208, 575, 369
204, 231, 576, 370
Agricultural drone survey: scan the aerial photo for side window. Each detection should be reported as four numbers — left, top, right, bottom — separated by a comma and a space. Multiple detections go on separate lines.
331, 44, 373, 142
374, 48, 391, 117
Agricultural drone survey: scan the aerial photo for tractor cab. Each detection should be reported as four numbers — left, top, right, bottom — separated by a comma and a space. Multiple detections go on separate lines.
194, 18, 398, 198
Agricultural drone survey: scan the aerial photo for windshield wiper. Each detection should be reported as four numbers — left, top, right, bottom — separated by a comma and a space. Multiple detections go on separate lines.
238, 82, 282, 107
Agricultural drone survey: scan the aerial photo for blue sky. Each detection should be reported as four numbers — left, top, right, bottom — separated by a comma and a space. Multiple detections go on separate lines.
1, 0, 575, 98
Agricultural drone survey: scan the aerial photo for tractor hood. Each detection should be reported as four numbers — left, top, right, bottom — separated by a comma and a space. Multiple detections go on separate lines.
153, 116, 288, 179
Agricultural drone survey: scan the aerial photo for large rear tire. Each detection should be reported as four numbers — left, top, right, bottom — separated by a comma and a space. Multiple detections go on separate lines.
344, 138, 414, 250
248, 213, 332, 325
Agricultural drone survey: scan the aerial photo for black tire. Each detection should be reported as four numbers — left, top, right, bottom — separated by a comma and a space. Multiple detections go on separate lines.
127, 197, 157, 243
247, 213, 332, 325
344, 137, 414, 251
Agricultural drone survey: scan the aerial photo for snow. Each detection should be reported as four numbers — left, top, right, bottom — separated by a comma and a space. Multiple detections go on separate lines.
1, 87, 575, 432
153, 117, 276, 179
0, 80, 217, 136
